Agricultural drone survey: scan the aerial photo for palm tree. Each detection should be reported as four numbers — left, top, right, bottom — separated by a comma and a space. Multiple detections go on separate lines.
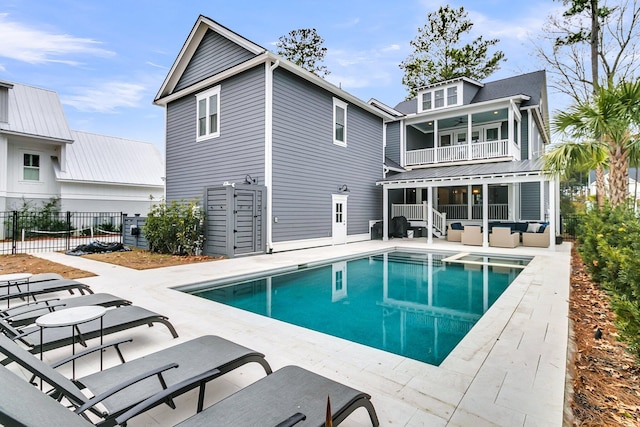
551, 81, 640, 207
543, 140, 608, 207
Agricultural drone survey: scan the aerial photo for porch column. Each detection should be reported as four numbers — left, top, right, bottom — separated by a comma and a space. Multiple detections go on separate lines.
467, 113, 473, 160
540, 181, 546, 222
427, 186, 433, 244
467, 185, 473, 220
482, 183, 489, 247
549, 178, 556, 250
383, 185, 389, 241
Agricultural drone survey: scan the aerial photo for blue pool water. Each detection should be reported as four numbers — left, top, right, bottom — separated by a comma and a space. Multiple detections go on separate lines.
188, 250, 529, 365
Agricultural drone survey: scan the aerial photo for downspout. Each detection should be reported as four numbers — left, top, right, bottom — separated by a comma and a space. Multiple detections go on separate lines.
265, 59, 279, 254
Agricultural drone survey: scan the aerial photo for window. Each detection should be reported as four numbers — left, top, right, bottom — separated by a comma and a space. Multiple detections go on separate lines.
23, 154, 40, 181
333, 98, 348, 146
447, 86, 458, 105
421, 92, 432, 111
434, 89, 445, 108
486, 127, 499, 141
196, 86, 220, 141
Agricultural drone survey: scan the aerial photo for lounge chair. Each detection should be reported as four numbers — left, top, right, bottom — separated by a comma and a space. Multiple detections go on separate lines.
0, 305, 179, 354
489, 227, 519, 248
461, 225, 483, 246
0, 364, 93, 427
1, 278, 93, 307
117, 365, 379, 427
0, 293, 132, 327
0, 334, 273, 426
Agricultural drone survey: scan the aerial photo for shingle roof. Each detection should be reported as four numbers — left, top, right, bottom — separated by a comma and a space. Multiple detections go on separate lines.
393, 70, 546, 114
54, 131, 165, 187
0, 81, 73, 141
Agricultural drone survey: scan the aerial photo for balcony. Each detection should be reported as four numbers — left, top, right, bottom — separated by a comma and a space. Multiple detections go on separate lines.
405, 139, 519, 167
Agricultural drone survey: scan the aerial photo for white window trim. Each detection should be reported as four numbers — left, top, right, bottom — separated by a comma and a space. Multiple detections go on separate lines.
196, 85, 221, 142
333, 97, 348, 147
417, 81, 463, 113
22, 152, 41, 182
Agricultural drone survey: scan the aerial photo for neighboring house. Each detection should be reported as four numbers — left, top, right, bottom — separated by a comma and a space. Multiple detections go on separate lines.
378, 71, 558, 247
155, 15, 558, 257
589, 173, 640, 207
0, 80, 165, 215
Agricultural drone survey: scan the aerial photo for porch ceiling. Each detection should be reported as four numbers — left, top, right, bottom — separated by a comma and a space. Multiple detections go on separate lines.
377, 159, 549, 187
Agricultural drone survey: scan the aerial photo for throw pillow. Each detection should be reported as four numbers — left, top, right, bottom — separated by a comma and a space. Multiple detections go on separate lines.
526, 223, 541, 233
450, 222, 463, 230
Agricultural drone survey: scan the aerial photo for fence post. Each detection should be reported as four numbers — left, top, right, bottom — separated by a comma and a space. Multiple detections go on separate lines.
66, 211, 71, 251
11, 211, 18, 255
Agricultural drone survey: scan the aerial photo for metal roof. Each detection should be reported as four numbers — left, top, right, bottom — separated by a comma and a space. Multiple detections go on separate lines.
377, 159, 546, 185
54, 130, 165, 187
0, 81, 73, 141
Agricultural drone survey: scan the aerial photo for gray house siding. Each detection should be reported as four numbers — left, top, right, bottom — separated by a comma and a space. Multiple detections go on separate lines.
165, 65, 266, 203
175, 29, 257, 92
385, 121, 401, 165
520, 181, 541, 220
271, 68, 383, 242
520, 112, 529, 160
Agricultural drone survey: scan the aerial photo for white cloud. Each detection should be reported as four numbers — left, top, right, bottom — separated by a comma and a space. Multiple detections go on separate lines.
0, 13, 114, 65
62, 81, 147, 113
146, 61, 168, 70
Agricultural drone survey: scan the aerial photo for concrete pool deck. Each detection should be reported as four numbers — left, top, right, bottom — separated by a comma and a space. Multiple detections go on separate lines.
15, 239, 570, 426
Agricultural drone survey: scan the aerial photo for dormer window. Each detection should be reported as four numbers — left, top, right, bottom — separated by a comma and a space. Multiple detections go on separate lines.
418, 82, 462, 113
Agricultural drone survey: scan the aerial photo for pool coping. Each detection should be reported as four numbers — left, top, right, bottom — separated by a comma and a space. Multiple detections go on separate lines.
28, 239, 571, 426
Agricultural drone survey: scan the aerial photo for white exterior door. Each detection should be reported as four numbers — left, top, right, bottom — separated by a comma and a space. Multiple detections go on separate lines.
332, 194, 348, 245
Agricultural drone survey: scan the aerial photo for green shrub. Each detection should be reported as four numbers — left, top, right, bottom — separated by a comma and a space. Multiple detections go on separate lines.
143, 199, 205, 256
578, 204, 640, 361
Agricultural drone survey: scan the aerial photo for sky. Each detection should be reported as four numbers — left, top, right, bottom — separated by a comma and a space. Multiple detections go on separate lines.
0, 0, 565, 154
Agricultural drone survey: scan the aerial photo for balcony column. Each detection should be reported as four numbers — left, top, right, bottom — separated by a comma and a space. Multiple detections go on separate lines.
549, 178, 556, 251
508, 104, 514, 157
434, 119, 439, 163
467, 113, 473, 160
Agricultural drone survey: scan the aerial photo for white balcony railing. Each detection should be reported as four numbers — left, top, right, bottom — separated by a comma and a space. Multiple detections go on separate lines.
405, 139, 519, 166
438, 204, 509, 220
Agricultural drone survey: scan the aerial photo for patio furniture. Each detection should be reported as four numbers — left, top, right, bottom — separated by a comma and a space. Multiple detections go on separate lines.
0, 293, 132, 327
522, 225, 550, 247
489, 227, 520, 248
117, 365, 379, 427
0, 333, 273, 426
0, 305, 179, 355
461, 225, 482, 246
447, 223, 463, 242
0, 278, 93, 307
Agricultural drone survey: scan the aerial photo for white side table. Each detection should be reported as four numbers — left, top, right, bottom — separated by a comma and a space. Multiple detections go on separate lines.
0, 273, 32, 308
36, 306, 107, 379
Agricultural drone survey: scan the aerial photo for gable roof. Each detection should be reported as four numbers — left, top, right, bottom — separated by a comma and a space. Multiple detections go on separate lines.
0, 81, 73, 142
393, 70, 547, 115
155, 16, 396, 121
54, 130, 164, 187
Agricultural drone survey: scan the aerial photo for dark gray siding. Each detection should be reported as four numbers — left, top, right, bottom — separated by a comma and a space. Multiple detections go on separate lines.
520, 182, 541, 220
175, 29, 257, 92
462, 82, 480, 104
386, 121, 401, 165
520, 111, 529, 160
165, 65, 266, 203
271, 68, 383, 242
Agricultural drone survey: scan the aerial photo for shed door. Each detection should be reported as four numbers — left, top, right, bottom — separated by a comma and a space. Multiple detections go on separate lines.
234, 189, 262, 255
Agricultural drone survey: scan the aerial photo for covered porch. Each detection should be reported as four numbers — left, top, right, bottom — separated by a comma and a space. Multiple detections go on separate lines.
377, 160, 560, 250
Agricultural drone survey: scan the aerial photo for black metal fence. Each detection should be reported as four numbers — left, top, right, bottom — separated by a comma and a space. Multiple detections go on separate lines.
0, 211, 123, 254
560, 214, 583, 241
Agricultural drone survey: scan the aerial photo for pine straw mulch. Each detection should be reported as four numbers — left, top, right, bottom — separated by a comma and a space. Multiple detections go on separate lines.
569, 246, 640, 426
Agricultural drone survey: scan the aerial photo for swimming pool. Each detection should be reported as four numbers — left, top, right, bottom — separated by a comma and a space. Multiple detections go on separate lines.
185, 250, 530, 365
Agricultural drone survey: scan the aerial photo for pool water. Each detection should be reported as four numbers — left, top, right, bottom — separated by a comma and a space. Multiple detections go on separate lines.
188, 250, 528, 365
